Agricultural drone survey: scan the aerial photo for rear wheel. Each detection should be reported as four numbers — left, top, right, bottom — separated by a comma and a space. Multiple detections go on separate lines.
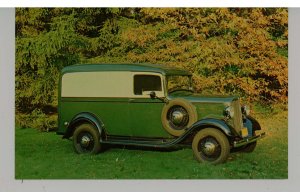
192, 128, 230, 164
73, 123, 102, 154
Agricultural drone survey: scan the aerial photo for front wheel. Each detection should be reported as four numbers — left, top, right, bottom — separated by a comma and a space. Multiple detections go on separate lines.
238, 131, 257, 153
73, 123, 102, 154
240, 141, 257, 153
192, 128, 230, 164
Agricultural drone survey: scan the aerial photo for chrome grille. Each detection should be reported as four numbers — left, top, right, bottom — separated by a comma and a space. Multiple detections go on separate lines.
232, 99, 243, 134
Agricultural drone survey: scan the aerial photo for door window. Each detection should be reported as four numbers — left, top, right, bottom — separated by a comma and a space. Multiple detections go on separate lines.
134, 75, 162, 95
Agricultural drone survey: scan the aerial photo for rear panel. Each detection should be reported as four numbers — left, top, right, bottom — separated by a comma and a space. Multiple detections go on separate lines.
58, 97, 131, 136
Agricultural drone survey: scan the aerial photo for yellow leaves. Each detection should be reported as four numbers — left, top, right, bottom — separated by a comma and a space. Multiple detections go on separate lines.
141, 8, 177, 21
118, 8, 288, 103
277, 40, 288, 47
201, 27, 210, 36
216, 8, 230, 18
272, 8, 288, 26
283, 30, 288, 38
121, 26, 158, 48
250, 9, 269, 26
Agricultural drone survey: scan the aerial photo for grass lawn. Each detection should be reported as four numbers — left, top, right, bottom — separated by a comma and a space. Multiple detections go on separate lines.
15, 110, 288, 179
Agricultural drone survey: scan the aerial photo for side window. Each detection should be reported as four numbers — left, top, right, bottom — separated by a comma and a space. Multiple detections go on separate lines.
134, 75, 162, 95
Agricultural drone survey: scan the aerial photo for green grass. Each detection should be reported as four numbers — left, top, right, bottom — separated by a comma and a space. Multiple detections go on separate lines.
15, 110, 287, 179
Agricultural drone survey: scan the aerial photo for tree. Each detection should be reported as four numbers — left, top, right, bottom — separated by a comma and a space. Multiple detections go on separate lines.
111, 8, 288, 103
15, 8, 288, 130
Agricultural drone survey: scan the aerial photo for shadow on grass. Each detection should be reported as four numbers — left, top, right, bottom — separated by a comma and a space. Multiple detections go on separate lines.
105, 143, 186, 153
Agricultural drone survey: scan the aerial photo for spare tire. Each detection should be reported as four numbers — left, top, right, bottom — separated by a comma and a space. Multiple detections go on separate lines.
161, 98, 197, 136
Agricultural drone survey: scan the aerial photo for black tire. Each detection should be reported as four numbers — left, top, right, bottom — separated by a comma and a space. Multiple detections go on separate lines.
161, 98, 197, 136
192, 128, 230, 164
240, 141, 257, 153
73, 123, 102, 154
239, 130, 257, 153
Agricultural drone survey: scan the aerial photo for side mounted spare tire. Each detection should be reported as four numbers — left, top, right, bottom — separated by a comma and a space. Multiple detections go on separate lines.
161, 98, 197, 136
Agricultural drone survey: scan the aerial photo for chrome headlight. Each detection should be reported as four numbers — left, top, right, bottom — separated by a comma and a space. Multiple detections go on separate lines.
224, 106, 234, 118
241, 105, 250, 116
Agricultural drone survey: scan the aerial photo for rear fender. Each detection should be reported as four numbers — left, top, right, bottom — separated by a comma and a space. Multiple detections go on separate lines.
63, 112, 105, 139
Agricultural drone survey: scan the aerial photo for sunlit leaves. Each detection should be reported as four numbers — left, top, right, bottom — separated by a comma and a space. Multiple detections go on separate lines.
118, 8, 288, 104
16, 8, 288, 115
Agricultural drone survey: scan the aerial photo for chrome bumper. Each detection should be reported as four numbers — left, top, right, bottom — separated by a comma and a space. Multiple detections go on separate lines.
233, 132, 266, 148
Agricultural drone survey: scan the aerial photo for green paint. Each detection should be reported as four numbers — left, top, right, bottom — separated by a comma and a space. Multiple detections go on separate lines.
194, 103, 225, 120
61, 63, 191, 76
169, 91, 237, 103
169, 92, 235, 120
59, 98, 131, 136
58, 97, 172, 138
58, 64, 255, 142
129, 98, 171, 138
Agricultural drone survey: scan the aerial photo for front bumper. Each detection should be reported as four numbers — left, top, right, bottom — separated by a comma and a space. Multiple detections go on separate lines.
233, 132, 266, 148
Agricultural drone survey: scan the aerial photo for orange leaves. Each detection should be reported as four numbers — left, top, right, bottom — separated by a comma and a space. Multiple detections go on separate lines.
249, 9, 269, 26
141, 8, 176, 20
270, 8, 288, 26
15, 8, 288, 116
277, 39, 288, 47
116, 8, 288, 104
121, 26, 158, 48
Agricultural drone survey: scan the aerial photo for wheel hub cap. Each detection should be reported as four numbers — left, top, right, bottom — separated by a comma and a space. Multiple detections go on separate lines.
80, 135, 91, 147
171, 111, 185, 125
203, 141, 216, 155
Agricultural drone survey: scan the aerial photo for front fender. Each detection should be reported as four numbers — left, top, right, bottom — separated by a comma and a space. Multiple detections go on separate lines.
63, 112, 104, 139
245, 115, 261, 131
243, 115, 262, 137
188, 118, 233, 137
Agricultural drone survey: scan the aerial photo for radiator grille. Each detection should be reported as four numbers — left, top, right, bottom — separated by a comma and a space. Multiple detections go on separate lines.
232, 99, 243, 134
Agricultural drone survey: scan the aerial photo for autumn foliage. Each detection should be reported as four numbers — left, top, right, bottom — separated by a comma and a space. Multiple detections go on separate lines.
16, 8, 288, 122
117, 8, 288, 104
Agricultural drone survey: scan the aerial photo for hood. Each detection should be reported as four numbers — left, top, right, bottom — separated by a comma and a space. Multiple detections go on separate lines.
168, 91, 238, 104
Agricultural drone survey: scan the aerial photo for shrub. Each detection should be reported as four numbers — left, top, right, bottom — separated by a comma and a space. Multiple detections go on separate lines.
16, 109, 57, 132
15, 8, 288, 120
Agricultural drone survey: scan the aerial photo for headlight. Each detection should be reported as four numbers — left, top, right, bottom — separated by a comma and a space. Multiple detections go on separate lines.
224, 106, 234, 118
241, 105, 250, 116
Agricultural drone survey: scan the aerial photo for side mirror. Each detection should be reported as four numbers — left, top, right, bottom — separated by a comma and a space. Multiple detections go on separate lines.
143, 90, 168, 103
149, 91, 156, 99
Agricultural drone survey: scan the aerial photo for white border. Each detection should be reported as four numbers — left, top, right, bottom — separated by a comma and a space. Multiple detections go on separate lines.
0, 0, 300, 7
1, 7, 300, 192
0, 7, 15, 191
287, 7, 300, 188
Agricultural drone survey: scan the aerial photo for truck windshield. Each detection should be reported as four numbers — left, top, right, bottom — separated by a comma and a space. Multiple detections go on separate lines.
167, 75, 193, 93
